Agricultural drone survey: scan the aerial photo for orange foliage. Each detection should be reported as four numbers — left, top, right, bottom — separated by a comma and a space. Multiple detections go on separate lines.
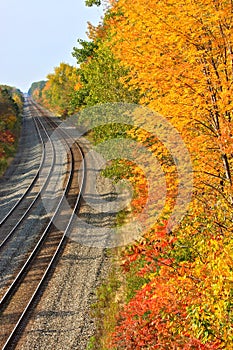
102, 0, 233, 348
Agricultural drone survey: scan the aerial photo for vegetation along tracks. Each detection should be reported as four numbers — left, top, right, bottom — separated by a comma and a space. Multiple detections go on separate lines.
0, 98, 85, 349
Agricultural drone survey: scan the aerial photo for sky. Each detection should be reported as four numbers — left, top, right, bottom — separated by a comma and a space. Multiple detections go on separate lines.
0, 0, 104, 92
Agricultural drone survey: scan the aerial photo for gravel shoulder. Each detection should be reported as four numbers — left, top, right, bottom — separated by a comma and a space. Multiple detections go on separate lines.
16, 241, 110, 350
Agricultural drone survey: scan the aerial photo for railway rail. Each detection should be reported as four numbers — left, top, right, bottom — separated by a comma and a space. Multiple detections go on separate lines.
0, 100, 63, 301
0, 98, 85, 349
0, 107, 55, 249
0, 103, 43, 223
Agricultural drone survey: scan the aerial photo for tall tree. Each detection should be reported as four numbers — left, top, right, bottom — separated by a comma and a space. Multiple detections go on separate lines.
72, 21, 139, 107
110, 0, 233, 218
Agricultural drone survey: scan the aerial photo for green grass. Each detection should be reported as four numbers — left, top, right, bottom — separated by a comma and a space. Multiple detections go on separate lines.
88, 249, 124, 350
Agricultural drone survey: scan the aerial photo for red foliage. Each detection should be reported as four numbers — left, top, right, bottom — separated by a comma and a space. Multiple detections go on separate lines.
109, 273, 222, 350
0, 130, 15, 144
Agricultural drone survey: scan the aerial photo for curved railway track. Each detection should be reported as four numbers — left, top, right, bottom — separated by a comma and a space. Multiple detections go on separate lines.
0, 98, 85, 349
0, 103, 43, 224
0, 116, 45, 227
0, 109, 55, 249
0, 100, 63, 301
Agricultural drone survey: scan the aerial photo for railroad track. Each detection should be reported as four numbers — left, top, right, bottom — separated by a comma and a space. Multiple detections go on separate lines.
0, 102, 44, 224
0, 100, 64, 301
0, 98, 85, 349
0, 105, 55, 248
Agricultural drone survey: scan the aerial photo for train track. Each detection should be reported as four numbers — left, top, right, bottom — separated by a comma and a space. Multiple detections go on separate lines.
0, 100, 65, 301
0, 102, 44, 224
0, 98, 85, 349
0, 104, 55, 249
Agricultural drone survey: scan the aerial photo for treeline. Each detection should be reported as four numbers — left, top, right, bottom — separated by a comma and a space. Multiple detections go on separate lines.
0, 85, 24, 174
28, 81, 46, 99
30, 0, 233, 348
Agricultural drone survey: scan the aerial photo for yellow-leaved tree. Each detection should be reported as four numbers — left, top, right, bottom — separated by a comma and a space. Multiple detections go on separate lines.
42, 62, 79, 117
101, 0, 233, 348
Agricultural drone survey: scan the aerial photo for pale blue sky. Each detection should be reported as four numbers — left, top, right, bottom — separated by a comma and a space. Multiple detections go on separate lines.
0, 0, 103, 92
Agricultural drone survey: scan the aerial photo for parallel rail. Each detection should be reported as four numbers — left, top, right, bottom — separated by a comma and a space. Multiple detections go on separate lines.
0, 113, 55, 249
0, 99, 85, 349
0, 101, 47, 227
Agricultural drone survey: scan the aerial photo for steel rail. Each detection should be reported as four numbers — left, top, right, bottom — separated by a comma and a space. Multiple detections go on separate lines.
0, 106, 45, 227
0, 103, 85, 350
0, 110, 56, 249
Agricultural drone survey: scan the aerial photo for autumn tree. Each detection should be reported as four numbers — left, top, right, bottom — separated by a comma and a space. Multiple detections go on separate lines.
41, 63, 79, 117
28, 81, 47, 102
87, 0, 233, 348
109, 0, 233, 206
106, 0, 233, 240
0, 85, 23, 174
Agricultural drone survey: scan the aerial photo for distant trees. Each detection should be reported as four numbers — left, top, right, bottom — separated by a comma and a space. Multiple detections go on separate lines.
29, 63, 79, 117
28, 81, 46, 100
43, 63, 79, 117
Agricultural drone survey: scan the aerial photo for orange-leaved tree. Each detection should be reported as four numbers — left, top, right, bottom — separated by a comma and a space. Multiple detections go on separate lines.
103, 0, 233, 348
109, 0, 233, 207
